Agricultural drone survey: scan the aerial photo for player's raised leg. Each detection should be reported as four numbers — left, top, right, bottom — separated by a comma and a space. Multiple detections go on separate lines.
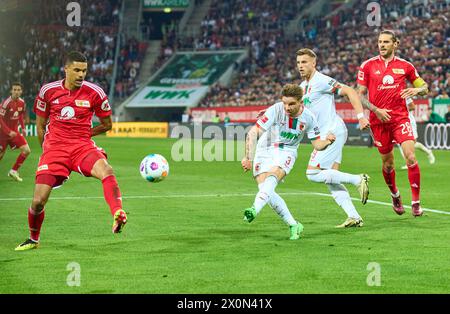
15, 181, 53, 251
401, 140, 422, 216
244, 168, 283, 223
89, 157, 127, 233
9, 143, 31, 182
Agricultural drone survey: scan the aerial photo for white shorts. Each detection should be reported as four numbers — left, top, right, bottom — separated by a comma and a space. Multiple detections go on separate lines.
409, 111, 418, 139
308, 128, 347, 169
253, 148, 297, 177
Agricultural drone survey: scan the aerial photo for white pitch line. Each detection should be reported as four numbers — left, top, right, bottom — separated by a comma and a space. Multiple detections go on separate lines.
0, 191, 449, 215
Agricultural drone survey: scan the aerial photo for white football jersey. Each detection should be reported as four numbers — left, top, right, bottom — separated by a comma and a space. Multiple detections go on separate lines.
299, 71, 346, 137
255, 102, 321, 153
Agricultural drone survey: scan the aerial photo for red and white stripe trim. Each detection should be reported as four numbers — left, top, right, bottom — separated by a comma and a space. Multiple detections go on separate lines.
2, 96, 12, 108
83, 81, 107, 100
360, 56, 379, 69
396, 56, 417, 70
39, 80, 63, 99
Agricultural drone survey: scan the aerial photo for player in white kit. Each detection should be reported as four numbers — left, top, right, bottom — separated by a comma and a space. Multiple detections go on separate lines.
241, 84, 336, 240
398, 97, 435, 169
296, 48, 370, 228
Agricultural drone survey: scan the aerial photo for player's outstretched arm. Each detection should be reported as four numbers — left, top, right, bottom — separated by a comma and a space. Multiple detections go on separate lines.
91, 116, 112, 137
36, 115, 48, 147
357, 84, 392, 123
339, 84, 370, 130
311, 133, 335, 151
241, 125, 263, 172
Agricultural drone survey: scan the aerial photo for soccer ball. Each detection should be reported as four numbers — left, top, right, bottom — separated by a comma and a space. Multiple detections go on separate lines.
139, 154, 169, 182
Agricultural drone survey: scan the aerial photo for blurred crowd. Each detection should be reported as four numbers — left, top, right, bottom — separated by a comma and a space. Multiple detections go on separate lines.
197, 0, 449, 107
0, 0, 146, 111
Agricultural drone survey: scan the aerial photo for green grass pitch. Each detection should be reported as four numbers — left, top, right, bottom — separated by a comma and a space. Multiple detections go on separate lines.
0, 137, 449, 293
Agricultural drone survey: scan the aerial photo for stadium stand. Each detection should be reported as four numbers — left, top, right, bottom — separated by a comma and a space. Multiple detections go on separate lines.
0, 0, 146, 114
191, 0, 449, 107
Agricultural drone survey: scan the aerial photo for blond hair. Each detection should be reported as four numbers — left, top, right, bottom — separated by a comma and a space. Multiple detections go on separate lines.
282, 84, 303, 101
379, 30, 399, 43
296, 48, 317, 59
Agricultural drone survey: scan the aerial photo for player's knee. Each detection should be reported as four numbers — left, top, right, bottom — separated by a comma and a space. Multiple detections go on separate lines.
23, 147, 31, 155
382, 159, 395, 171
32, 196, 48, 211
404, 152, 417, 165
306, 169, 326, 183
306, 169, 335, 184
102, 164, 114, 179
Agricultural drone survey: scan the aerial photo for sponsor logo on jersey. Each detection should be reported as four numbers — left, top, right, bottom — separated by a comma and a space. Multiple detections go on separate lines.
75, 100, 90, 108
101, 100, 111, 111
59, 106, 75, 120
280, 131, 298, 140
392, 68, 405, 75
37, 165, 48, 171
382, 75, 395, 85
374, 70, 381, 75
358, 70, 364, 81
36, 99, 47, 112
260, 115, 268, 124
52, 99, 59, 104
313, 126, 320, 135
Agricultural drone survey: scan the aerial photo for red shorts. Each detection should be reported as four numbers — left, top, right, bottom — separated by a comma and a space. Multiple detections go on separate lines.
35, 140, 107, 188
0, 134, 28, 152
371, 118, 415, 154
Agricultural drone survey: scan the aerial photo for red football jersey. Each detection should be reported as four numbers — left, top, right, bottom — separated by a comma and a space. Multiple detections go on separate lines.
33, 80, 112, 142
0, 96, 26, 136
357, 55, 421, 125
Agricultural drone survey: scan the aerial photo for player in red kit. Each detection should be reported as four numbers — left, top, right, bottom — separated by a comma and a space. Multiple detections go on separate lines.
0, 82, 31, 182
357, 30, 429, 217
15, 51, 127, 251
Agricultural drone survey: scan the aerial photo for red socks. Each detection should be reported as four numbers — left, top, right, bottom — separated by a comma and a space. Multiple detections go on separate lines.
382, 167, 398, 195
407, 163, 421, 202
12, 152, 28, 171
102, 175, 123, 216
28, 207, 45, 242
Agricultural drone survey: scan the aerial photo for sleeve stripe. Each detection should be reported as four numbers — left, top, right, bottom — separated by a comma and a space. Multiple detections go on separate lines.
83, 82, 107, 99
39, 81, 62, 99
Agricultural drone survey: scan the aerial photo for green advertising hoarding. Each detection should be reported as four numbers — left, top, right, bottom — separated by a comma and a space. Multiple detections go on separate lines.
125, 51, 244, 108
142, 0, 189, 11
150, 52, 242, 87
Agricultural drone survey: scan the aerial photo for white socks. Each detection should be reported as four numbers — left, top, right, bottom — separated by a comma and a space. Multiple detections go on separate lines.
253, 176, 297, 226
327, 183, 361, 219
415, 142, 432, 155
306, 169, 361, 186
253, 175, 278, 214
268, 192, 297, 226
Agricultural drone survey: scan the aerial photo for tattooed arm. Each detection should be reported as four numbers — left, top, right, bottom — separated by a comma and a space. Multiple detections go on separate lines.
357, 84, 392, 123
241, 125, 264, 172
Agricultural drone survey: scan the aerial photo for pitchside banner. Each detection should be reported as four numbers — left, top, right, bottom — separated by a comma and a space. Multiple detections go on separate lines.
126, 52, 243, 108
126, 86, 209, 108
142, 0, 189, 11
107, 122, 168, 138
190, 100, 431, 123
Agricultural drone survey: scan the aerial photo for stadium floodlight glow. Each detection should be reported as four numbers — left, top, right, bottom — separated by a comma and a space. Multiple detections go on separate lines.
164, 7, 172, 13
